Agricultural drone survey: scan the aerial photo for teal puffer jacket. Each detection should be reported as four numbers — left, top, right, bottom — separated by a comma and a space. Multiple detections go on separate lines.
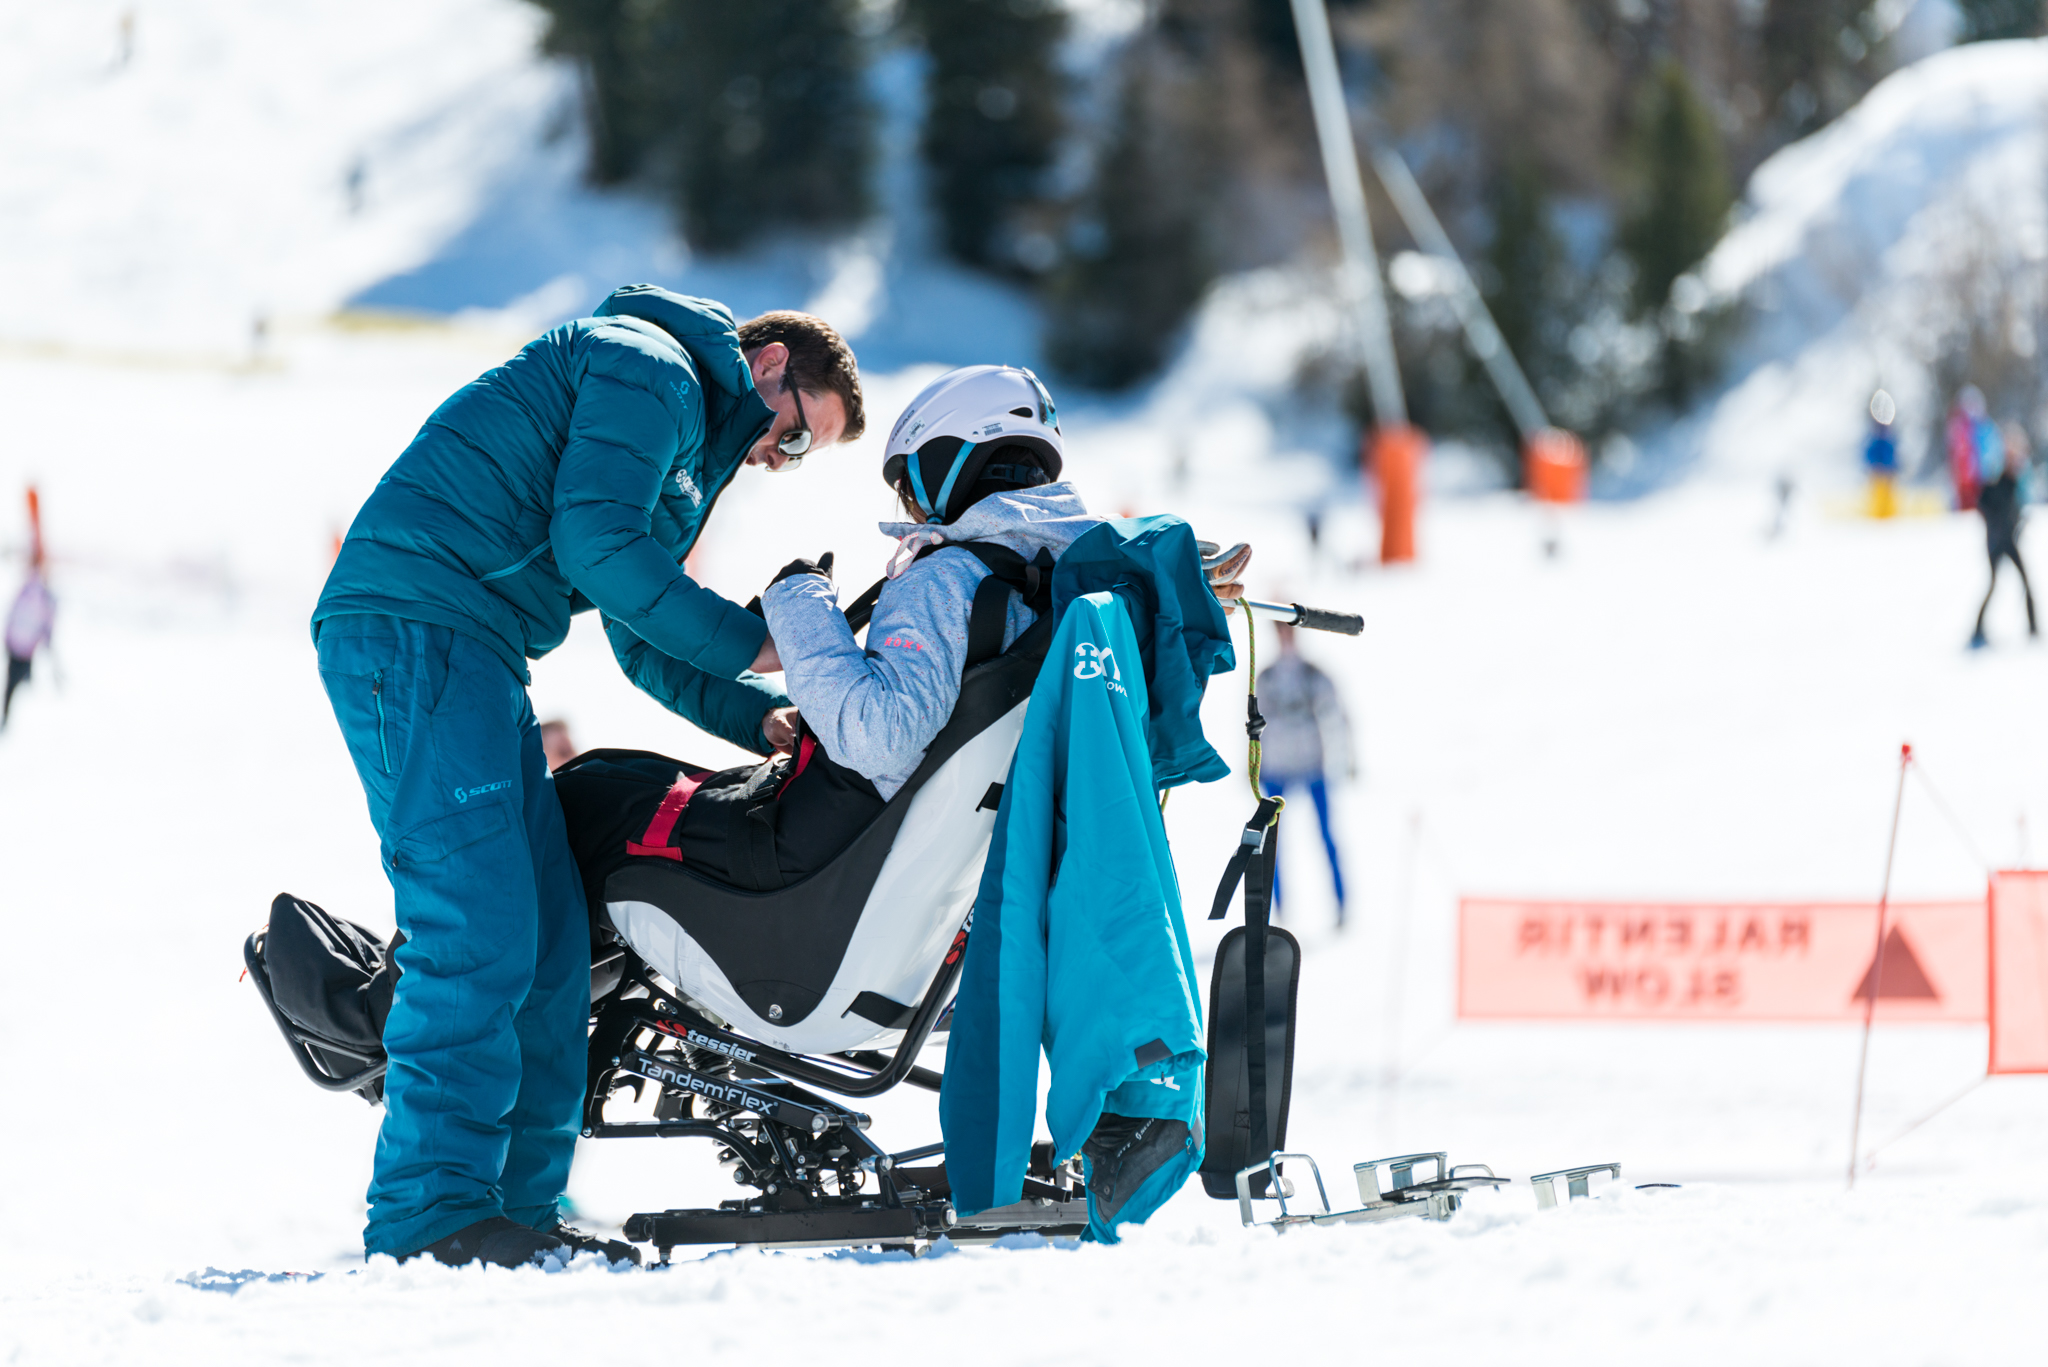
314, 286, 788, 753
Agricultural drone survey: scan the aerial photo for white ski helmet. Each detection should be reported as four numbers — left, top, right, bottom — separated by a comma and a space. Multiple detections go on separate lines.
882, 365, 1065, 524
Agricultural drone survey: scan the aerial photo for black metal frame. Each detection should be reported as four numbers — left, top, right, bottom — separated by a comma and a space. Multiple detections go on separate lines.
577, 936, 1088, 1260
242, 929, 388, 1100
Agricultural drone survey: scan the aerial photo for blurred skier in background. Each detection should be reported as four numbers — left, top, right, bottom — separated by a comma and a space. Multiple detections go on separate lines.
3, 566, 54, 730
1948, 386, 1985, 511
1970, 437, 2035, 649
1974, 401, 2006, 488
1864, 389, 1898, 519
4, 488, 54, 732
1258, 620, 1353, 927
539, 718, 577, 770
2002, 420, 2034, 489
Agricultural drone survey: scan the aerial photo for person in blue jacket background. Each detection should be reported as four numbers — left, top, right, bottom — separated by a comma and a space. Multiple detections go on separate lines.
311, 285, 864, 1267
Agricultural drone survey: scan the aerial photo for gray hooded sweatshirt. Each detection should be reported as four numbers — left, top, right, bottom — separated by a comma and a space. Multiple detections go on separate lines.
762, 482, 1101, 798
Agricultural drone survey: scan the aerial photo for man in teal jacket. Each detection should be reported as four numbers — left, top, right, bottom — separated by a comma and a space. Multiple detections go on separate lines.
312, 286, 864, 1267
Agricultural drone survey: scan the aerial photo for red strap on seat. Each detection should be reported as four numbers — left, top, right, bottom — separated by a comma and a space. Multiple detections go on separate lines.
626, 770, 705, 861
775, 735, 817, 796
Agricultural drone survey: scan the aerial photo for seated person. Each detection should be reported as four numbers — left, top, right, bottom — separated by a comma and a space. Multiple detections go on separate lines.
554, 364, 1096, 900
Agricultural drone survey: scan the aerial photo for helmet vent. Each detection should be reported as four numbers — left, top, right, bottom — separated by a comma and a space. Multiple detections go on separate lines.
1009, 407, 1033, 417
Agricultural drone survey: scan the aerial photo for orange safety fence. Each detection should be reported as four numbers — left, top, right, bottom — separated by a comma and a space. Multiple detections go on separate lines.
1989, 871, 2048, 1073
1459, 897, 1988, 1022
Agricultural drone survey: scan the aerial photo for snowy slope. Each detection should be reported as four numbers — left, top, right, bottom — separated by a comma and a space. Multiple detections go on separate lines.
0, 2, 1050, 375
0, 1, 575, 353
1693, 38, 2048, 486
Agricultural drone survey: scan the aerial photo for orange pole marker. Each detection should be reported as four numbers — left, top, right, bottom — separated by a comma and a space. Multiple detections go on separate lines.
1367, 423, 1427, 564
26, 485, 44, 568
1523, 428, 1587, 503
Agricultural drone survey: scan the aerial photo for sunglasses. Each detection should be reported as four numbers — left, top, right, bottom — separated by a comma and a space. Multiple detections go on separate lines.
772, 380, 813, 470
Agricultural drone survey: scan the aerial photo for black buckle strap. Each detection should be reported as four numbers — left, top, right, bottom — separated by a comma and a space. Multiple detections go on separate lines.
1209, 796, 1282, 921
841, 578, 886, 633
1239, 808, 1279, 1164
964, 573, 1013, 672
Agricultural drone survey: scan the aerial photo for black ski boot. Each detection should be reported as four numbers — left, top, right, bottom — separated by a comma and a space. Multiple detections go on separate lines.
1082, 1113, 1193, 1223
544, 1221, 642, 1267
402, 1216, 569, 1270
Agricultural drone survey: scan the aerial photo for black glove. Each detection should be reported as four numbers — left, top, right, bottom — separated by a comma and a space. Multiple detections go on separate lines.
768, 551, 834, 588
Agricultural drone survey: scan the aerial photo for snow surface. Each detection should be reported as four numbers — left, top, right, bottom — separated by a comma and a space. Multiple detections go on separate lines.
1694, 38, 2048, 486
3, 3, 2047, 1363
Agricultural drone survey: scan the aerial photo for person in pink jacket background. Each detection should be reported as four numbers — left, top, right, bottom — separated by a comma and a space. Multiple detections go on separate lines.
4, 488, 55, 730
1949, 386, 1987, 512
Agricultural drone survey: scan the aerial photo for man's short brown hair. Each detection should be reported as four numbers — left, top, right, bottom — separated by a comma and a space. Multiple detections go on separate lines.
738, 311, 866, 443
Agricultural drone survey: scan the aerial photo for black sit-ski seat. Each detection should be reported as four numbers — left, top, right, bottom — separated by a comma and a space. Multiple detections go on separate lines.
580, 585, 1051, 1058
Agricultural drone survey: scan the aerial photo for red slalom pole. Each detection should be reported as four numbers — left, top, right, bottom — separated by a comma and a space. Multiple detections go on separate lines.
1847, 742, 1912, 1190
26, 485, 43, 569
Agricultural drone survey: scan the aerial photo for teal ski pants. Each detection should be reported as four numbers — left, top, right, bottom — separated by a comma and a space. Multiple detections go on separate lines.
316, 614, 589, 1258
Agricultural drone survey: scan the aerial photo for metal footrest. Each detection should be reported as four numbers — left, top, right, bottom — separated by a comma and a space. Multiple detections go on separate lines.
1234, 1150, 1510, 1230
626, 1201, 956, 1258
948, 1197, 1091, 1242
1530, 1163, 1621, 1208
626, 1192, 1092, 1259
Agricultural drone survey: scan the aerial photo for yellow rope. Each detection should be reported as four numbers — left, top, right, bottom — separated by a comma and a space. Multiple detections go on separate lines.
1246, 613, 1285, 823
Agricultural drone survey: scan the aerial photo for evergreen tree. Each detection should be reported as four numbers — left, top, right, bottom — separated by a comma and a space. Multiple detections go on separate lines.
901, 0, 1066, 274
528, 0, 872, 251
1620, 60, 1736, 407
1479, 160, 1566, 440
1044, 0, 1323, 388
532, 0, 680, 185
1620, 59, 1732, 318
1044, 48, 1218, 388
1759, 0, 1880, 137
670, 1, 872, 250
1956, 0, 2045, 40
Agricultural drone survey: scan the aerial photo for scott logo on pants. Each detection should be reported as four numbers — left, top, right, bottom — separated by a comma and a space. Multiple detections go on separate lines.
452, 780, 514, 804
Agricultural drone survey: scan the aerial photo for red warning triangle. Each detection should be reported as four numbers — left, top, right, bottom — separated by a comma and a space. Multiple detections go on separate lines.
1851, 924, 1940, 1002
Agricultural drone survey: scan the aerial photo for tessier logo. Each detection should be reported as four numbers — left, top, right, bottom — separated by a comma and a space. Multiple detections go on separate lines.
1072, 642, 1119, 681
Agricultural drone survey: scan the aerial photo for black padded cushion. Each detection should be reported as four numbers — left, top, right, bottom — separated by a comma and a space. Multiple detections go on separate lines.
589, 614, 1052, 1026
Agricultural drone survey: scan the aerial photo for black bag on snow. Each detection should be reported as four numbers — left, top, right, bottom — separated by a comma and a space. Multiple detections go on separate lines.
245, 893, 401, 1104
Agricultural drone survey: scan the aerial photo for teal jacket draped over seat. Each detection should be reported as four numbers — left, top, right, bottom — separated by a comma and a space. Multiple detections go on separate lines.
941, 518, 1236, 1242
314, 286, 788, 754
